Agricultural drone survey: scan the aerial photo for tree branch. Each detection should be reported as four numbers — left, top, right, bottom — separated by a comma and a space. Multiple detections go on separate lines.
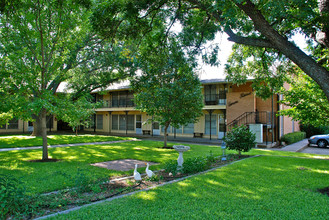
225, 28, 277, 49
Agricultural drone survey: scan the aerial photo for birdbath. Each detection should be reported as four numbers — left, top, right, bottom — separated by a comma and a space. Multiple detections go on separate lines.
173, 145, 190, 168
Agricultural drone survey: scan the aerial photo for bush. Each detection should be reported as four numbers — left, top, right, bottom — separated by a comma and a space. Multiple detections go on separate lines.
300, 124, 329, 138
224, 125, 256, 156
163, 160, 179, 176
280, 131, 306, 145
164, 153, 218, 176
0, 174, 34, 219
182, 156, 210, 174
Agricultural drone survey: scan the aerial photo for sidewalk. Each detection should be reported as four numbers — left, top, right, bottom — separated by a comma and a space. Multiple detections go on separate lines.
0, 139, 139, 152
277, 139, 309, 152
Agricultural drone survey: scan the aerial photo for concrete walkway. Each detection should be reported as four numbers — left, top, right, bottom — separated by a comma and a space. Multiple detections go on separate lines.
0, 139, 139, 152
278, 139, 309, 152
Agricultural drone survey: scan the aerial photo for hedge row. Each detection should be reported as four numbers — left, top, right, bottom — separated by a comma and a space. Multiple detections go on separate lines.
280, 132, 306, 145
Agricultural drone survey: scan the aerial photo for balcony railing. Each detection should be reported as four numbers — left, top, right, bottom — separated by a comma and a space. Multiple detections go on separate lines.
204, 92, 227, 105
101, 99, 135, 108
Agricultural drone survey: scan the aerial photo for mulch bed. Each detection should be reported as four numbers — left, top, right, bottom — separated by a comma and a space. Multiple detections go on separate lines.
28, 158, 61, 162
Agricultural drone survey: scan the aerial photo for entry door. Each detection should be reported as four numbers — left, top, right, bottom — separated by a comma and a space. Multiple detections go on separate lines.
218, 114, 225, 139
28, 121, 34, 132
136, 115, 142, 134
153, 122, 160, 136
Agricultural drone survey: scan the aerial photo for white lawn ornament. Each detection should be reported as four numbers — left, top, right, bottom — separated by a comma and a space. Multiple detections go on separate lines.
145, 163, 154, 178
133, 164, 142, 181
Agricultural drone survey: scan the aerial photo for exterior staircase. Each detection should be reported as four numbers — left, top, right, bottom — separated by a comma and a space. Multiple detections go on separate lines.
227, 111, 277, 130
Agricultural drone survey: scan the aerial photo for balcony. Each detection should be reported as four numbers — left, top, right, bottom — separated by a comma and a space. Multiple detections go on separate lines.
204, 92, 226, 105
101, 99, 135, 108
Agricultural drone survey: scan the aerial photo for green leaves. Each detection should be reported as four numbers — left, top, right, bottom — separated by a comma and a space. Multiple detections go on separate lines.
279, 73, 329, 126
224, 125, 256, 155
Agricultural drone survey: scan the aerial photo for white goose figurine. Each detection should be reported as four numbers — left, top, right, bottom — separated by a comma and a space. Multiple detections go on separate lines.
133, 164, 142, 181
145, 163, 154, 178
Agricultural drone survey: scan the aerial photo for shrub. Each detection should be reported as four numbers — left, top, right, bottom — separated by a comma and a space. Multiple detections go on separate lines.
163, 160, 179, 176
206, 151, 216, 163
224, 125, 256, 156
300, 124, 329, 138
0, 174, 33, 219
182, 156, 210, 174
280, 131, 306, 145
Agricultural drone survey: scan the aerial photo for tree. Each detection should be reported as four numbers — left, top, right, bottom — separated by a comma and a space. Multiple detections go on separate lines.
0, 0, 132, 160
57, 95, 99, 135
224, 125, 256, 157
130, 37, 204, 148
279, 73, 329, 127
91, 0, 329, 101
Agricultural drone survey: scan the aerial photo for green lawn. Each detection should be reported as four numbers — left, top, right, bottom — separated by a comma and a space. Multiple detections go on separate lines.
50, 155, 329, 219
0, 134, 132, 148
1, 135, 329, 219
0, 140, 223, 193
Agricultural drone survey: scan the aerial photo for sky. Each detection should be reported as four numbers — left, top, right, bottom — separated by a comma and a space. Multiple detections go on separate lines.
198, 33, 233, 80
198, 32, 308, 80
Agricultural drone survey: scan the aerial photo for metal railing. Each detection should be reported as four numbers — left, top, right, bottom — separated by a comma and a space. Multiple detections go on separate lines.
101, 99, 135, 108
227, 111, 276, 130
204, 92, 227, 105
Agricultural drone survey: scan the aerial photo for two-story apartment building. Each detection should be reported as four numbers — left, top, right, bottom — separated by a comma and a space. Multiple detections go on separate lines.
84, 79, 298, 144
0, 79, 299, 144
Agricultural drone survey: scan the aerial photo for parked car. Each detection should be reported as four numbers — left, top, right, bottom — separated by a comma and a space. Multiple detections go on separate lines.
308, 134, 329, 148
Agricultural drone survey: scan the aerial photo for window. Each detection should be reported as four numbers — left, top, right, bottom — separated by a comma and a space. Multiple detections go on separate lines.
219, 114, 226, 132
119, 115, 126, 130
46, 115, 53, 129
112, 115, 118, 130
205, 114, 217, 135
8, 119, 18, 129
112, 92, 119, 107
89, 115, 95, 129
119, 92, 126, 107
183, 123, 194, 134
127, 115, 134, 130
175, 126, 182, 134
136, 115, 142, 129
161, 125, 171, 133
153, 122, 159, 130
96, 114, 103, 130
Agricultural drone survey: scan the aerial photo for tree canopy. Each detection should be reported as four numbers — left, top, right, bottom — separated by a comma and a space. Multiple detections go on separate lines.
130, 34, 204, 147
0, 0, 133, 160
280, 73, 329, 127
91, 0, 329, 101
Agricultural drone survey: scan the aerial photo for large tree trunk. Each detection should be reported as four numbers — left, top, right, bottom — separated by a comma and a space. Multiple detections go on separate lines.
32, 115, 43, 136
36, 109, 48, 160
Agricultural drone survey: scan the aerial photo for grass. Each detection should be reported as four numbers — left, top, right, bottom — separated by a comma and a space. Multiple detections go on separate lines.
2, 135, 329, 219
0, 140, 223, 193
50, 155, 329, 219
0, 134, 132, 148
